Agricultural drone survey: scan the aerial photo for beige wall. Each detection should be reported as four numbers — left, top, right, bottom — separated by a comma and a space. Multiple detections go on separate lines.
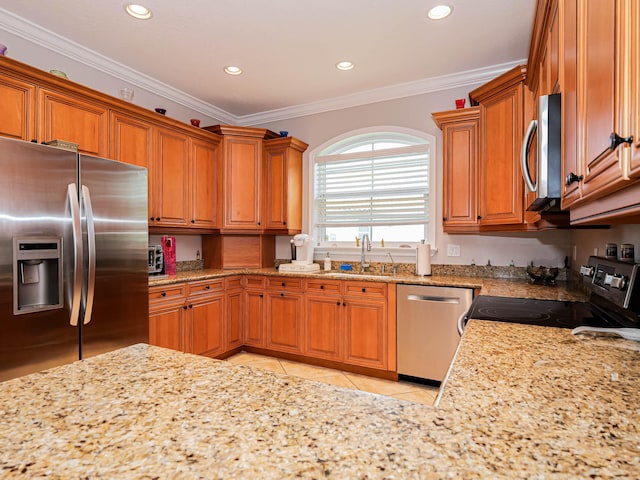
255, 89, 572, 268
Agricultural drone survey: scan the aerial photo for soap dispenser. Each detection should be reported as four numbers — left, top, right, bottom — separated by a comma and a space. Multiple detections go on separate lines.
324, 253, 331, 271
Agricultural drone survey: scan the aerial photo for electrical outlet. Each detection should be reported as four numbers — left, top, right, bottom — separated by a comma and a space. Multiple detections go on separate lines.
447, 244, 461, 257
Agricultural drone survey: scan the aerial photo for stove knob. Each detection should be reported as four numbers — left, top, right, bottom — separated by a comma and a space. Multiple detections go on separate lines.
610, 275, 627, 290
579, 265, 594, 277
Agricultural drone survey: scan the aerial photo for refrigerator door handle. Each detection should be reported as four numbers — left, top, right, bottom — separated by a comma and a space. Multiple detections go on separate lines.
67, 183, 82, 327
81, 185, 96, 325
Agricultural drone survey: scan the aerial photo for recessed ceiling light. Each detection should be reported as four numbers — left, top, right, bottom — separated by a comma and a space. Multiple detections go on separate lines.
427, 5, 452, 20
125, 4, 153, 20
336, 61, 355, 71
224, 65, 243, 76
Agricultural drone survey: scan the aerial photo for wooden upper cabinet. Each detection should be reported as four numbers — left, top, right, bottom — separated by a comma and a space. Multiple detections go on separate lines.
38, 88, 108, 156
262, 137, 308, 234
222, 135, 262, 230
0, 75, 35, 141
628, 0, 640, 178
432, 108, 480, 231
155, 127, 190, 227
575, 0, 628, 200
189, 137, 220, 228
470, 65, 527, 226
109, 111, 154, 219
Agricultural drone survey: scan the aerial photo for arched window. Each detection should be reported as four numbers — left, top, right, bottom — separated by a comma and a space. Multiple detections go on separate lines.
311, 128, 435, 247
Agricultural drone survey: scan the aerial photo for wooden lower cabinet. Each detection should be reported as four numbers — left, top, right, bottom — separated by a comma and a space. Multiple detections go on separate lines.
150, 275, 392, 373
343, 298, 386, 369
149, 301, 184, 352
265, 289, 304, 354
225, 277, 244, 350
304, 294, 343, 361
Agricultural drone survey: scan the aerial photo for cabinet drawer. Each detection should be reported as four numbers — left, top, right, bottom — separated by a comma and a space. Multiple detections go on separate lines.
149, 284, 186, 303
244, 275, 265, 289
266, 277, 303, 291
225, 275, 243, 290
188, 278, 224, 296
304, 278, 341, 294
344, 281, 387, 298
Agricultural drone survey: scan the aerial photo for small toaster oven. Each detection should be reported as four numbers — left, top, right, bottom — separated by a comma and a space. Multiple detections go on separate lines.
148, 245, 164, 274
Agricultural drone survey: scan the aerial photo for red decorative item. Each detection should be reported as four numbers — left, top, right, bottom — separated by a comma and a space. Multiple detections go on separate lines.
161, 236, 176, 275
455, 98, 466, 109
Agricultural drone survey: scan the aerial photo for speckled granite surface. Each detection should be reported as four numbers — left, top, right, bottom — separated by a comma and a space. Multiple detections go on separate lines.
1, 325, 638, 478
149, 268, 588, 302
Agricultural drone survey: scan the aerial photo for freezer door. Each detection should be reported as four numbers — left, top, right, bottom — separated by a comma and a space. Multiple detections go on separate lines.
0, 138, 80, 381
78, 155, 148, 359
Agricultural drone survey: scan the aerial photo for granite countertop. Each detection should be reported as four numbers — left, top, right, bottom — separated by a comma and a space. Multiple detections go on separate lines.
1, 324, 638, 478
149, 268, 588, 302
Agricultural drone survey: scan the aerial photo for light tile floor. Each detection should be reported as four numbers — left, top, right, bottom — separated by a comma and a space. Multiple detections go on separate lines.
226, 352, 440, 406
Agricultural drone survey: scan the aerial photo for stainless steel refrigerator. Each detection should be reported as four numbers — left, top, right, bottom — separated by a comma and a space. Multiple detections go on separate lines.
0, 137, 149, 381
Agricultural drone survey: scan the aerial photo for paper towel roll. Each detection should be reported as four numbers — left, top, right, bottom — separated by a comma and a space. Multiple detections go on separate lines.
416, 243, 431, 276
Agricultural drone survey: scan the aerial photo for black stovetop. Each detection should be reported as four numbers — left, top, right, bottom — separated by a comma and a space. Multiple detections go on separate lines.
465, 295, 637, 329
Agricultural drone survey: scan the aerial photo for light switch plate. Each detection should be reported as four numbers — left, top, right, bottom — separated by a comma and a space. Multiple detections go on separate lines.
447, 244, 461, 257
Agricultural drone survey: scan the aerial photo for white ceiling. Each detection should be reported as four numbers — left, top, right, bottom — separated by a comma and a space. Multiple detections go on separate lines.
0, 0, 535, 121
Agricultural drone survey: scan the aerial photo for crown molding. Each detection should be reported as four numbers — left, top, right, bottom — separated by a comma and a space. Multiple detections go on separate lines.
0, 7, 525, 127
0, 8, 237, 124
240, 59, 526, 125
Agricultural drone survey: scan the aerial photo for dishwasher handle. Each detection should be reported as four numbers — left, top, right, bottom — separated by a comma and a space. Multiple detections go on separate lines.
407, 294, 460, 304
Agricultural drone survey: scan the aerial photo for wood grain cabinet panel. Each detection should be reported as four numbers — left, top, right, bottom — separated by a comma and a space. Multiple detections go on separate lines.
265, 291, 303, 354
189, 137, 220, 228
304, 294, 342, 361
222, 136, 262, 230
188, 294, 225, 357
38, 88, 108, 156
0, 75, 35, 141
225, 277, 244, 350
155, 127, 190, 227
433, 108, 480, 231
628, 0, 640, 177
343, 298, 386, 369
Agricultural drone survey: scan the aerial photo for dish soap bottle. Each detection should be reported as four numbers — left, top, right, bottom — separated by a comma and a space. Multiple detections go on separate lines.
324, 253, 332, 271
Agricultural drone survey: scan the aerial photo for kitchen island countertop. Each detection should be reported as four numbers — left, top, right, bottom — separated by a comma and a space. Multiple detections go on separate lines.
1, 321, 638, 478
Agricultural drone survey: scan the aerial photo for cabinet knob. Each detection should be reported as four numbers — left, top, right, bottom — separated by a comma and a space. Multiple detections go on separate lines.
259, 294, 264, 298
361, 288, 366, 293
336, 301, 341, 306
150, 217, 154, 221
565, 172, 584, 186
477, 215, 482, 220
342, 302, 346, 307
281, 282, 285, 287
608, 132, 633, 151
188, 304, 193, 309
443, 217, 448, 221
205, 285, 210, 290
160, 292, 166, 297
257, 221, 261, 226
156, 217, 160, 221
320, 285, 324, 289
191, 219, 195, 223
183, 305, 188, 310
280, 292, 284, 297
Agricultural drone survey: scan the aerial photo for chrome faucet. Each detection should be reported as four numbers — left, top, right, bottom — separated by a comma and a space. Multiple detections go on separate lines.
360, 234, 371, 272
387, 251, 397, 275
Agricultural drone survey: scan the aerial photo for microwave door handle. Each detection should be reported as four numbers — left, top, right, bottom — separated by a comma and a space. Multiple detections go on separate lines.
67, 184, 82, 327
80, 186, 96, 325
520, 119, 538, 193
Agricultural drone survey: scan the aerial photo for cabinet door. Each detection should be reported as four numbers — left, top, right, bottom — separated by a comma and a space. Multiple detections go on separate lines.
222, 136, 261, 230
109, 111, 154, 219
0, 75, 35, 141
265, 291, 303, 354
190, 137, 220, 228
435, 109, 480, 230
343, 298, 386, 369
629, 0, 640, 177
561, 0, 582, 207
243, 289, 265, 347
188, 295, 224, 357
155, 127, 189, 227
149, 302, 184, 352
304, 295, 342, 361
38, 88, 108, 156
478, 84, 525, 225
263, 145, 287, 231
577, 0, 627, 199
226, 287, 244, 350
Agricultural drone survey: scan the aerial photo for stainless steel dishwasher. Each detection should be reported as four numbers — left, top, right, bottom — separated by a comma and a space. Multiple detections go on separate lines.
397, 284, 473, 383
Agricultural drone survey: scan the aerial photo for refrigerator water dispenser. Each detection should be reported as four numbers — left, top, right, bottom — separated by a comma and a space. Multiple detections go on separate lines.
13, 237, 63, 315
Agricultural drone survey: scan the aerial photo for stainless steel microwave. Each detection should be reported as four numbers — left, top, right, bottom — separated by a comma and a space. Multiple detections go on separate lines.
520, 93, 562, 211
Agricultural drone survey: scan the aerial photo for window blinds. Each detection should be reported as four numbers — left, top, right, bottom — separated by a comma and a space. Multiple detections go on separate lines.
314, 145, 429, 227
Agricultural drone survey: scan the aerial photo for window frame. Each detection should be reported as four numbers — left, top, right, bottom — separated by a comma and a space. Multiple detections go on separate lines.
307, 126, 437, 258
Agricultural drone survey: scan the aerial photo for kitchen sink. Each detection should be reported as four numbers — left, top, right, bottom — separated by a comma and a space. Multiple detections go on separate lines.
323, 271, 395, 279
